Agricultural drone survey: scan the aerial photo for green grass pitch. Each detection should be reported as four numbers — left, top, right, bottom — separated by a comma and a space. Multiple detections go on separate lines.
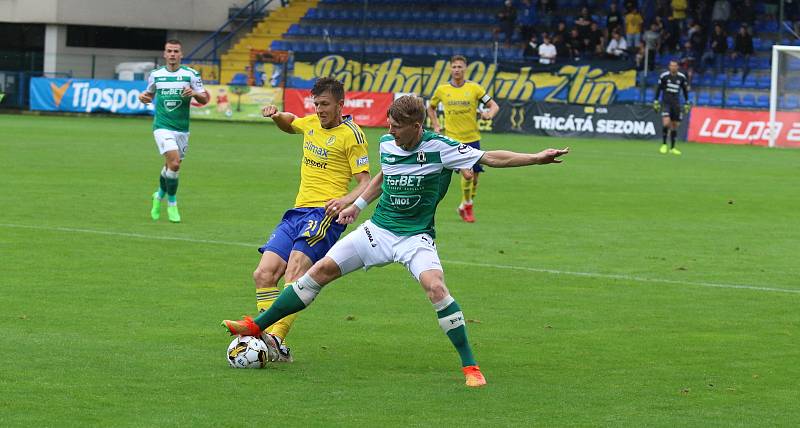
1, 113, 799, 426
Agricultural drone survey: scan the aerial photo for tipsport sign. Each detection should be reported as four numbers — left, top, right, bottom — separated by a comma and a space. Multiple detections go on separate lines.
29, 78, 154, 114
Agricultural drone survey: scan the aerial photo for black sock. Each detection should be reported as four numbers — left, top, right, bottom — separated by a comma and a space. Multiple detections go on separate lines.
662, 126, 668, 145
670, 130, 677, 148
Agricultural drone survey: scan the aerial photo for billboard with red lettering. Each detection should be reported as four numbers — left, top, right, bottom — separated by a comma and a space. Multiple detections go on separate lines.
284, 89, 393, 127
687, 107, 800, 148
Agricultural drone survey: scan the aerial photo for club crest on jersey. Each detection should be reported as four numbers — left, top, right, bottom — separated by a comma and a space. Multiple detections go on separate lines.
457, 144, 472, 154
326, 136, 336, 146
417, 150, 426, 164
164, 99, 183, 111
308, 129, 314, 136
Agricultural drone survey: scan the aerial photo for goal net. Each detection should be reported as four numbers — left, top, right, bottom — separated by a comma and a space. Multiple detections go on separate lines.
769, 45, 800, 148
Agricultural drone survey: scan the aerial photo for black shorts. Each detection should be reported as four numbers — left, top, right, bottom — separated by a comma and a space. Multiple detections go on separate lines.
661, 100, 682, 122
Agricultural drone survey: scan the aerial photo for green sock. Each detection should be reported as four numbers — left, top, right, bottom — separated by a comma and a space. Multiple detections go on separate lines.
436, 298, 477, 367
253, 283, 307, 330
164, 169, 179, 203
157, 172, 167, 199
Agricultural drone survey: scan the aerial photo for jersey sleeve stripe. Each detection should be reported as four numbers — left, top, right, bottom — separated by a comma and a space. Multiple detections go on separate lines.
343, 121, 367, 146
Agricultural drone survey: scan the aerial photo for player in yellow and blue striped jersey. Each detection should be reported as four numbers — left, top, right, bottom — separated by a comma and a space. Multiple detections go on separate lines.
253, 78, 371, 360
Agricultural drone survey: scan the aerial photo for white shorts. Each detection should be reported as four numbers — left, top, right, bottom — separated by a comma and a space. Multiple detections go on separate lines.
154, 129, 189, 159
326, 220, 442, 281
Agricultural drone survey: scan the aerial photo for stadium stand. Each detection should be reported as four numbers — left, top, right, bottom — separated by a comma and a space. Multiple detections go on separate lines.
211, 0, 797, 109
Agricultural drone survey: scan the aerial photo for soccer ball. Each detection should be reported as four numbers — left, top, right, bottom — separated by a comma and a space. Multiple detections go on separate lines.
227, 335, 274, 368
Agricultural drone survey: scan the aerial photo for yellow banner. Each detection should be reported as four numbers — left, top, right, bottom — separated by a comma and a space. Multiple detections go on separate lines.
293, 56, 637, 105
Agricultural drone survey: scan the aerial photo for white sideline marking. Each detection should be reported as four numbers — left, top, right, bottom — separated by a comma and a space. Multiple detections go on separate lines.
2, 222, 799, 295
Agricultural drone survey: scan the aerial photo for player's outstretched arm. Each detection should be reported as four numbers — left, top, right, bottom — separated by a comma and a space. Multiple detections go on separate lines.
325, 171, 371, 217
479, 147, 569, 168
337, 171, 384, 225
262, 105, 297, 134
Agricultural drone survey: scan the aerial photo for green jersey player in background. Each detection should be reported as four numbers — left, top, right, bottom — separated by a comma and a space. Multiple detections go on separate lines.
223, 95, 568, 387
139, 39, 209, 223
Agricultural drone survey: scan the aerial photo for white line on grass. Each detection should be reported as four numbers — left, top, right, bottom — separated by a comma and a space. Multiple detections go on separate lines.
3, 222, 798, 295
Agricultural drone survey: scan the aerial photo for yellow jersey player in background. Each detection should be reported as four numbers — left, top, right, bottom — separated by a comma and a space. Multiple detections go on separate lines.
253, 77, 371, 360
427, 55, 499, 223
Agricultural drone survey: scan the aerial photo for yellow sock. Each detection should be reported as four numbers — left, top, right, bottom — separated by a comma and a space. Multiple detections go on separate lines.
471, 178, 478, 201
268, 283, 300, 340
460, 175, 473, 205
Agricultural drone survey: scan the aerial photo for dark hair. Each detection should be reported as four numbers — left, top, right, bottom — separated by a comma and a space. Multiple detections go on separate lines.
387, 95, 426, 125
450, 55, 467, 65
311, 76, 345, 101
165, 39, 182, 47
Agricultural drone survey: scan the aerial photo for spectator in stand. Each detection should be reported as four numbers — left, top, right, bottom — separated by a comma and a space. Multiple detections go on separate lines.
575, 7, 593, 39
679, 40, 697, 81
553, 33, 570, 61
709, 23, 728, 76
624, 6, 644, 50
671, 0, 687, 32
540, 0, 557, 31
688, 22, 706, 72
711, 0, 730, 25
736, 0, 756, 26
606, 2, 624, 37
523, 33, 540, 60
518, 0, 538, 47
567, 28, 586, 60
538, 34, 557, 64
554, 21, 568, 41
731, 24, 753, 80
643, 23, 662, 70
587, 21, 605, 57
787, 0, 800, 35
497, 0, 518, 46
656, 0, 672, 18
606, 31, 629, 59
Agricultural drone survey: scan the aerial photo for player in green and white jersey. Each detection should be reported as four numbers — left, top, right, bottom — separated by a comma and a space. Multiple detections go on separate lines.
138, 39, 209, 223
223, 95, 568, 387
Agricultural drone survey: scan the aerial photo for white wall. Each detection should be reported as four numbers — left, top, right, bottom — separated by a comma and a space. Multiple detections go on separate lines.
0, 0, 275, 31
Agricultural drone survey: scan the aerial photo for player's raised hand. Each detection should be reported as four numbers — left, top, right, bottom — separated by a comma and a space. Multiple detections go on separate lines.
537, 147, 569, 164
262, 105, 279, 118
480, 111, 493, 120
139, 92, 153, 104
433, 124, 442, 133
336, 205, 361, 225
181, 85, 194, 98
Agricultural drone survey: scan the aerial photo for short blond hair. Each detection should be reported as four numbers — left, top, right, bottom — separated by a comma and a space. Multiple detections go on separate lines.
387, 95, 426, 125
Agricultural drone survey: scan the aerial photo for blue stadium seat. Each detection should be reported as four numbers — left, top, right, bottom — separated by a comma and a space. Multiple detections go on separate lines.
786, 95, 800, 109
710, 92, 723, 106
743, 75, 757, 88
741, 93, 756, 107
757, 75, 771, 89
413, 45, 426, 56
726, 93, 741, 107
645, 88, 655, 100
400, 44, 413, 56
697, 92, 711, 106
727, 74, 743, 88
755, 94, 769, 108
714, 74, 727, 87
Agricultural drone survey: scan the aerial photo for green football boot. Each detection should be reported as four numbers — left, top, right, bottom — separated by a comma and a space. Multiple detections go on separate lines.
150, 192, 161, 220
167, 205, 181, 223
659, 144, 668, 154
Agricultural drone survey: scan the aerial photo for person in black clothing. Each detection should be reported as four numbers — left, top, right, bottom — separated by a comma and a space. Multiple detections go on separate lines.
497, 0, 518, 46
709, 23, 728, 76
575, 7, 593, 40
688, 23, 706, 72
586, 21, 605, 57
606, 2, 623, 35
731, 24, 754, 80
653, 60, 690, 155
523, 33, 539, 60
568, 28, 586, 60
